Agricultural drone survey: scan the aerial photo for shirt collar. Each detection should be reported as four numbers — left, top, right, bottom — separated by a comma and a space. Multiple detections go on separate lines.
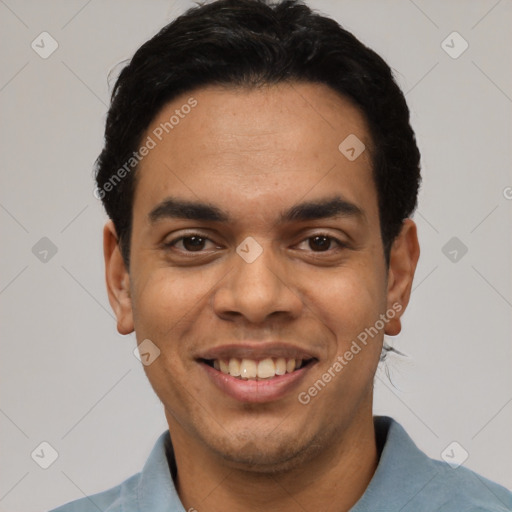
350, 416, 439, 511
134, 430, 183, 511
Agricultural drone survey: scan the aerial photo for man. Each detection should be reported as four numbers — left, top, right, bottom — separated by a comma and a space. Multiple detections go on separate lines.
52, 0, 512, 510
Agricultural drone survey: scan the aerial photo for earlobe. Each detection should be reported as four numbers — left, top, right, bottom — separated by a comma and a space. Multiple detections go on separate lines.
103, 221, 134, 335
384, 219, 420, 336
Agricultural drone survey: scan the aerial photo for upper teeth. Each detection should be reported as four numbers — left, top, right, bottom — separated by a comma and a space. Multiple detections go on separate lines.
213, 357, 302, 379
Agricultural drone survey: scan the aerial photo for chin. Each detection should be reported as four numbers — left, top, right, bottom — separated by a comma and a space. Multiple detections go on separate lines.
208, 427, 322, 474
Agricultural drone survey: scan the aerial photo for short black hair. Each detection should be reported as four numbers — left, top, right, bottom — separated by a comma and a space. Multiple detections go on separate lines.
95, 0, 421, 268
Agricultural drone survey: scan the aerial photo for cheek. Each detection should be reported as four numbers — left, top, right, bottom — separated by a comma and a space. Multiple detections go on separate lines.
129, 269, 212, 409
304, 264, 386, 346
130, 267, 212, 345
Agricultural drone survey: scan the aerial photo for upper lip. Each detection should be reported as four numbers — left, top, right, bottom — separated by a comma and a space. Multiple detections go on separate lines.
197, 342, 318, 361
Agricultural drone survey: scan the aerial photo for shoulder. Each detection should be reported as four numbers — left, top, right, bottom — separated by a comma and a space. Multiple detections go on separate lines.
359, 417, 512, 512
48, 430, 179, 511
425, 457, 512, 511
48, 473, 139, 512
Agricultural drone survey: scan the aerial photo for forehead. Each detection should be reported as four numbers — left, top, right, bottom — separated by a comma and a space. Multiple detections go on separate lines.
133, 82, 378, 227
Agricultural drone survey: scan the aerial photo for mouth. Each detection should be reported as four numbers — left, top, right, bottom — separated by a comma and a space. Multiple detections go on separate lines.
196, 344, 319, 403
200, 357, 316, 380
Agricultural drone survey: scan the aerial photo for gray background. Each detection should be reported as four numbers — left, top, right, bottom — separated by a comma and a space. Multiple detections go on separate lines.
1, 0, 511, 510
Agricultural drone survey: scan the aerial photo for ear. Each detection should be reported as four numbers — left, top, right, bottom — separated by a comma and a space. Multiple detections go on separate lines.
384, 219, 420, 336
103, 221, 134, 335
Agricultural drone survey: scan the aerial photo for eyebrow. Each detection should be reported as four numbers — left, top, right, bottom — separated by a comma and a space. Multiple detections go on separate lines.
280, 196, 364, 224
148, 195, 365, 225
149, 198, 229, 223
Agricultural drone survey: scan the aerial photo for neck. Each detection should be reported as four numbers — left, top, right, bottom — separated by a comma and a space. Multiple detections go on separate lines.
168, 409, 378, 512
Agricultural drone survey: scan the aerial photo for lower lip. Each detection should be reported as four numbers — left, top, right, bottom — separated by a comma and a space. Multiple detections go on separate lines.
200, 362, 313, 403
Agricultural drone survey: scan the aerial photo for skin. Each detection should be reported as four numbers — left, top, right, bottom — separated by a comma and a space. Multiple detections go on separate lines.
104, 82, 420, 512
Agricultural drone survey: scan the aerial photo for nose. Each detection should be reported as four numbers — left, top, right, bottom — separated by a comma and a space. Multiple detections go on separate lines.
212, 242, 303, 325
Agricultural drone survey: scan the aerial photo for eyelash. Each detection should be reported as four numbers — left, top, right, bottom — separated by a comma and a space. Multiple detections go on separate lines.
163, 233, 220, 253
163, 232, 347, 255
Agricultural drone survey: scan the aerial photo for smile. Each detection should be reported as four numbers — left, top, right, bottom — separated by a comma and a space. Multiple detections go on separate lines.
197, 343, 319, 403
203, 357, 314, 380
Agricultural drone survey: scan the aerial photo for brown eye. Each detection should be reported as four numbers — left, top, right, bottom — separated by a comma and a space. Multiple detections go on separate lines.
163, 232, 221, 256
181, 236, 206, 251
308, 235, 332, 252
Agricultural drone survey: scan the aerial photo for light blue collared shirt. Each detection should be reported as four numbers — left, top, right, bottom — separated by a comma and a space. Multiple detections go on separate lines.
50, 416, 512, 511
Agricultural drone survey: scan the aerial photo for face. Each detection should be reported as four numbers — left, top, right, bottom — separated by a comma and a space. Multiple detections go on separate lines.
104, 82, 419, 471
